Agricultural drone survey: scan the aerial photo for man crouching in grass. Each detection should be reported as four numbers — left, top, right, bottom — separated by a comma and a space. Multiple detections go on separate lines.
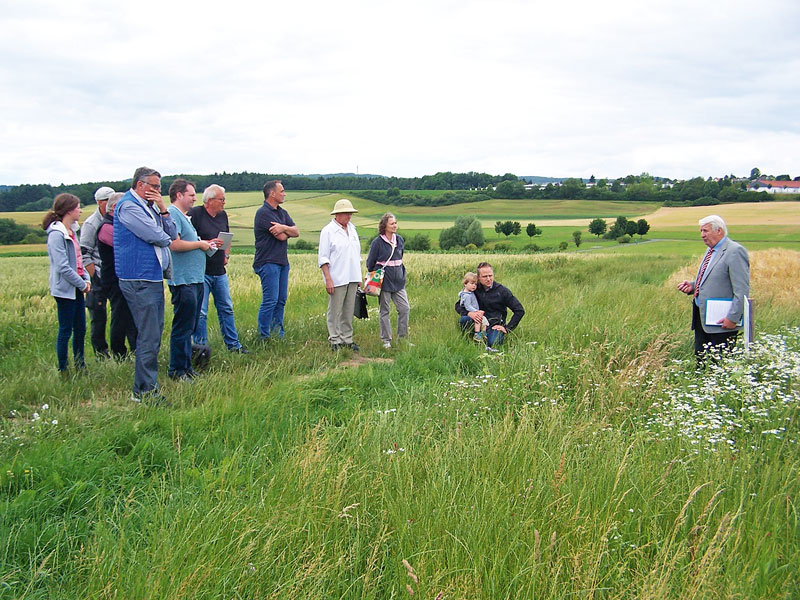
455, 262, 525, 349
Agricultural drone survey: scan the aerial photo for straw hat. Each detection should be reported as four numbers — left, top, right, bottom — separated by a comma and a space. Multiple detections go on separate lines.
330, 199, 358, 214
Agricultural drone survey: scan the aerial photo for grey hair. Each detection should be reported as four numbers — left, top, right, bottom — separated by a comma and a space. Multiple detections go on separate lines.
132, 166, 161, 186
378, 212, 396, 235
203, 184, 226, 204
108, 192, 125, 210
699, 214, 727, 237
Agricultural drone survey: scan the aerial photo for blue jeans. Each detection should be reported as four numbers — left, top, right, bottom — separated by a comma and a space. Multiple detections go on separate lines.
255, 262, 289, 339
120, 280, 165, 395
459, 315, 505, 347
55, 295, 86, 371
169, 283, 204, 376
194, 274, 242, 350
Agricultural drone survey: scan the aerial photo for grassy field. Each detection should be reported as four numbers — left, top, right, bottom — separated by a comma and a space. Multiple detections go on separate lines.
1, 237, 799, 597
5, 196, 799, 253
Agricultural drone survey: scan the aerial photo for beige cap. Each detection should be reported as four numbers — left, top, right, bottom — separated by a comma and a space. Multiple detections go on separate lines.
94, 186, 115, 202
330, 198, 358, 214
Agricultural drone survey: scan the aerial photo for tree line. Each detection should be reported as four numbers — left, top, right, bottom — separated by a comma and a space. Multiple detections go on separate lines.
1, 170, 781, 213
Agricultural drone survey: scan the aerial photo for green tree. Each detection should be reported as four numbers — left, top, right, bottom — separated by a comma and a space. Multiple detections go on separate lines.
406, 233, 430, 251
636, 219, 650, 239
498, 221, 514, 236
625, 220, 638, 237
750, 167, 761, 180
464, 220, 485, 247
558, 178, 585, 199
439, 226, 462, 250
572, 231, 582, 247
605, 216, 628, 239
558, 241, 569, 251
494, 221, 503, 234
703, 180, 720, 198
588, 218, 607, 237
512, 221, 521, 236
526, 223, 542, 237
495, 179, 525, 198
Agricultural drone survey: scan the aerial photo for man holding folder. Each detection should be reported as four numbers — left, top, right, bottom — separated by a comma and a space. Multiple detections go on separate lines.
677, 215, 750, 364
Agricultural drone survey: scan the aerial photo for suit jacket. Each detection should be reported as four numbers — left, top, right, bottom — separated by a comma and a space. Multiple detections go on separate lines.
688, 237, 750, 334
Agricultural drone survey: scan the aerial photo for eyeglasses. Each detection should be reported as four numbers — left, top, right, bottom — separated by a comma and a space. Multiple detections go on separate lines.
141, 181, 162, 191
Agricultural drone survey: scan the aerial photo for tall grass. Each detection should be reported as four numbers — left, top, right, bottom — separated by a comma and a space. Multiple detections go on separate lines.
1, 250, 799, 598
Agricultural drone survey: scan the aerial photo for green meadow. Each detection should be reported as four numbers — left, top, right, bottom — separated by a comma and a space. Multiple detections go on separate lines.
1, 198, 799, 598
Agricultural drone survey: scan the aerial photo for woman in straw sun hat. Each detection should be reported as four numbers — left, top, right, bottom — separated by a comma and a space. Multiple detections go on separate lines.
318, 199, 362, 351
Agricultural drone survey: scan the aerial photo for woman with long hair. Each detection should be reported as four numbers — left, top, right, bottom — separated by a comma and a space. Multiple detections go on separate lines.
43, 193, 91, 373
365, 212, 411, 349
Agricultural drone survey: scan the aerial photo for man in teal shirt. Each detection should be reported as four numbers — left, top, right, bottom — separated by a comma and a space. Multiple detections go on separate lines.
168, 179, 213, 380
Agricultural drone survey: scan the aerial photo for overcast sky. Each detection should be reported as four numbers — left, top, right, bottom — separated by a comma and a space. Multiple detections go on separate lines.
1, 0, 798, 185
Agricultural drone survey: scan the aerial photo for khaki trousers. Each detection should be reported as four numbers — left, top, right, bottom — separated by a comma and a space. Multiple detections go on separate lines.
327, 282, 358, 344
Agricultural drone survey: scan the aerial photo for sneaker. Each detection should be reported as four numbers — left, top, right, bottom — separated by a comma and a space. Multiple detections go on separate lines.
383, 341, 392, 349
331, 343, 342, 351
168, 372, 195, 383
473, 333, 483, 343
229, 346, 249, 354
346, 342, 360, 352
485, 345, 499, 353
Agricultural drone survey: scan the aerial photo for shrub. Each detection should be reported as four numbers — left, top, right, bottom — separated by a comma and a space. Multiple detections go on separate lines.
523, 243, 540, 253
617, 234, 632, 244
464, 243, 477, 251
493, 241, 512, 253
558, 241, 569, 251
293, 239, 315, 250
406, 233, 430, 251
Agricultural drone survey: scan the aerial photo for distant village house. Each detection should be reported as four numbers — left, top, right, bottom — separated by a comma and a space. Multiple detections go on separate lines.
747, 179, 800, 194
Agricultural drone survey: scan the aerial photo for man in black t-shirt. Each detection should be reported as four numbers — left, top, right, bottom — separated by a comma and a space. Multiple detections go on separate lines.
253, 180, 299, 341
189, 184, 248, 353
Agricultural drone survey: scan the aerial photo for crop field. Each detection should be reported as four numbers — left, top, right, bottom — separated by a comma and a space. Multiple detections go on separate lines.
1, 232, 799, 597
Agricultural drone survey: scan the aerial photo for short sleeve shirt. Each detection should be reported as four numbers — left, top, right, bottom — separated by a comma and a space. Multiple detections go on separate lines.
253, 202, 296, 269
168, 205, 206, 286
189, 206, 229, 276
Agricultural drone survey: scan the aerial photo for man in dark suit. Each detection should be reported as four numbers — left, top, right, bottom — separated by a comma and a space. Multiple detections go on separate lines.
677, 214, 749, 364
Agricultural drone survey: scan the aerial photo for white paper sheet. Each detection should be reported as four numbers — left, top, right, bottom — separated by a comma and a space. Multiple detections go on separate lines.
705, 298, 743, 327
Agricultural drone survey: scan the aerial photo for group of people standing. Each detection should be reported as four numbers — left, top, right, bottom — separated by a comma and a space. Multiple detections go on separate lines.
43, 164, 742, 405
44, 168, 248, 404
42, 168, 421, 405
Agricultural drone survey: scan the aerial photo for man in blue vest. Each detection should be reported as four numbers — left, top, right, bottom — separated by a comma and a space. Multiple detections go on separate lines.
114, 167, 177, 405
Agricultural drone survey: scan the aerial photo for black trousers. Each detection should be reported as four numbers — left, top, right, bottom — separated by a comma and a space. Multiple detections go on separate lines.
86, 272, 109, 354
692, 302, 738, 365
106, 282, 137, 358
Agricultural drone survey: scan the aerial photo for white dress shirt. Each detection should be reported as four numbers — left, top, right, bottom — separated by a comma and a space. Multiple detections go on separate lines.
318, 219, 362, 286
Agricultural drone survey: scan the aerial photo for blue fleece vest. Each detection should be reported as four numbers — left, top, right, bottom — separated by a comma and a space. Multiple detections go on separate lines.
114, 191, 164, 281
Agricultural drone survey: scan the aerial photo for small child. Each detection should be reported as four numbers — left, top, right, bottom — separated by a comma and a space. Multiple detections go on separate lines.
459, 272, 490, 343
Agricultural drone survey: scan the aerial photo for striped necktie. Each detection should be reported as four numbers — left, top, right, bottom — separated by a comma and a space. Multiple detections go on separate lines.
694, 249, 713, 297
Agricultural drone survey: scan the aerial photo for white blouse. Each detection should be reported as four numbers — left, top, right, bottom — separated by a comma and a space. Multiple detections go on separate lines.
318, 219, 362, 286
